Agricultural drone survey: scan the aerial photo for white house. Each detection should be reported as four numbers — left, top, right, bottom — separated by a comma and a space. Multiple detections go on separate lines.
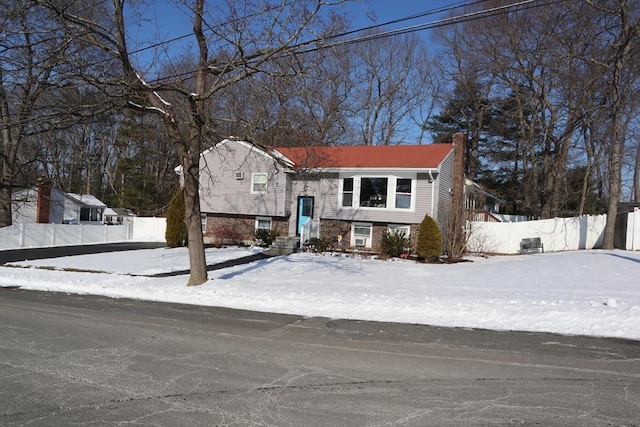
11, 180, 107, 225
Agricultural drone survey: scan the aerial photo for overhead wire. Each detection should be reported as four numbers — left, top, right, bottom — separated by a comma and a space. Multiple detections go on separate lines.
1, 0, 564, 131
148, 0, 565, 84
2, 0, 483, 130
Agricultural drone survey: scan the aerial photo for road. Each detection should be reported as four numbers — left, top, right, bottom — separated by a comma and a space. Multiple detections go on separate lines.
1, 288, 638, 426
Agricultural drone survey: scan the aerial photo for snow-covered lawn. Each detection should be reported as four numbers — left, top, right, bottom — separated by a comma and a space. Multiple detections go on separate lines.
1, 247, 638, 340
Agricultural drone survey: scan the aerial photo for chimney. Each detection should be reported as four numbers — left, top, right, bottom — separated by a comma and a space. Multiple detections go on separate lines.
451, 133, 466, 199
36, 177, 51, 223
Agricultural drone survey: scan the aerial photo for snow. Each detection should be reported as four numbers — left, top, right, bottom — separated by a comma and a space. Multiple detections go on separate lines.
1, 247, 639, 340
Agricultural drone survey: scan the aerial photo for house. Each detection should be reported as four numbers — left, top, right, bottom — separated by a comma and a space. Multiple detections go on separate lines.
11, 179, 107, 225
465, 179, 503, 222
197, 136, 463, 252
103, 208, 136, 225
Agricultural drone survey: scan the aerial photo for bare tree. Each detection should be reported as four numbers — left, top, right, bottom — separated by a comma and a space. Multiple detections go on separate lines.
0, 2, 76, 226
349, 30, 433, 145
587, 0, 640, 248
432, 0, 638, 222
42, 0, 344, 285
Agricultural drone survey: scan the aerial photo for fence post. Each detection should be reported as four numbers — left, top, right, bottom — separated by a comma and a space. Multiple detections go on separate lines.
19, 223, 25, 248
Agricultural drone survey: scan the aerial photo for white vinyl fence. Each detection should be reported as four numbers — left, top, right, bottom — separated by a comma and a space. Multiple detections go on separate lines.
626, 210, 640, 251
467, 212, 640, 254
0, 217, 166, 250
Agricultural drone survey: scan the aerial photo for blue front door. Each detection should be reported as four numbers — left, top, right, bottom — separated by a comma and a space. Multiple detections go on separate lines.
297, 196, 314, 235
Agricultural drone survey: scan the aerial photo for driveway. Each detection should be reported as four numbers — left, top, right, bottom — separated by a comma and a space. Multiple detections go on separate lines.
1, 289, 638, 426
0, 242, 167, 265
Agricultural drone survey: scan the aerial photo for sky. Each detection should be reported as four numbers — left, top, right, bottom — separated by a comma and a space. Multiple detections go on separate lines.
1, 247, 639, 341
127, 0, 459, 70
135, 1, 458, 39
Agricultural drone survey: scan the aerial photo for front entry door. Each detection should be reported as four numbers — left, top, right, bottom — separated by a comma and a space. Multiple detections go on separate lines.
297, 196, 314, 235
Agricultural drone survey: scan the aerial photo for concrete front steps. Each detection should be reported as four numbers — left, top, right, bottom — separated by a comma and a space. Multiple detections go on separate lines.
266, 236, 300, 255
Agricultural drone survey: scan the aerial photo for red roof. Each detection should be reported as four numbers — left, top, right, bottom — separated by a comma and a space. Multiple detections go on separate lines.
276, 144, 453, 169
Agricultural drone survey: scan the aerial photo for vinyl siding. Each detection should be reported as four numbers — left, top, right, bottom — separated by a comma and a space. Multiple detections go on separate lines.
199, 141, 289, 217
12, 188, 78, 224
435, 149, 455, 229
292, 171, 440, 225
200, 140, 455, 236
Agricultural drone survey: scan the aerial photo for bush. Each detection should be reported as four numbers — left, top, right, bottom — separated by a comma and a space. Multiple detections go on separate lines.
305, 237, 333, 252
380, 229, 410, 258
254, 228, 277, 247
416, 214, 442, 260
165, 186, 188, 248
213, 223, 244, 247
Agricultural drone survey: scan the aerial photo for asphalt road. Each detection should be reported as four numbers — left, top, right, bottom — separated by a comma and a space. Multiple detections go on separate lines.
0, 242, 167, 265
1, 289, 639, 426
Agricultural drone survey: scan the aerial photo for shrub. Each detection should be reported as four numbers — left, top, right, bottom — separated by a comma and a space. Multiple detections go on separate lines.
380, 229, 410, 258
213, 223, 245, 247
305, 237, 333, 252
416, 214, 442, 260
165, 186, 188, 248
254, 228, 277, 247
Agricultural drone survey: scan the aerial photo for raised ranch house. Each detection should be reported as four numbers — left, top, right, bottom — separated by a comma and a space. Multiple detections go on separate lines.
197, 137, 464, 252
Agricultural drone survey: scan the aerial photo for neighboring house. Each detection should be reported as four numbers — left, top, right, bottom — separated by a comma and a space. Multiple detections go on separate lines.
103, 208, 136, 225
197, 137, 462, 251
11, 179, 107, 225
465, 179, 503, 222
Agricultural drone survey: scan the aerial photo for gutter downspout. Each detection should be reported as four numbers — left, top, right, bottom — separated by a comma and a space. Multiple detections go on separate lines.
429, 170, 436, 218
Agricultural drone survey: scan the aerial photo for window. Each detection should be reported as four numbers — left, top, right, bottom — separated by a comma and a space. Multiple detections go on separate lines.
342, 178, 354, 207
80, 207, 103, 222
359, 177, 388, 208
201, 214, 207, 232
395, 178, 412, 209
252, 173, 268, 193
388, 224, 410, 238
339, 175, 415, 211
351, 222, 372, 248
255, 216, 272, 231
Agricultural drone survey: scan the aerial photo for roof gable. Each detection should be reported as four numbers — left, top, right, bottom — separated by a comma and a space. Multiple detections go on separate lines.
276, 144, 453, 169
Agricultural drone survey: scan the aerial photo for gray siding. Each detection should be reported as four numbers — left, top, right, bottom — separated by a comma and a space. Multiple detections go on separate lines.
290, 171, 441, 226
435, 150, 455, 227
199, 140, 289, 217
12, 188, 77, 224
200, 140, 455, 238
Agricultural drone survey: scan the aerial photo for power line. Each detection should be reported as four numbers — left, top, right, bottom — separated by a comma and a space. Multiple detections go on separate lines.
148, 0, 564, 84
1, 0, 565, 131
2, 0, 484, 128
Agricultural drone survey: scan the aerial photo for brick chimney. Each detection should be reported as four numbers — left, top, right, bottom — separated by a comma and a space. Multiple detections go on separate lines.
451, 133, 466, 200
446, 133, 467, 259
36, 177, 51, 223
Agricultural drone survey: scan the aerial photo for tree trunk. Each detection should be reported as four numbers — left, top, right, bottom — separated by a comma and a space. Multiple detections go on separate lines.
633, 138, 640, 202
0, 68, 18, 227
602, 0, 635, 249
182, 151, 208, 286
0, 179, 12, 227
602, 135, 622, 249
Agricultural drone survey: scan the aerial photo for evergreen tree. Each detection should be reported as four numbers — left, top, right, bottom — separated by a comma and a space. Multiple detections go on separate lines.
416, 214, 442, 260
165, 186, 188, 248
428, 76, 492, 180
